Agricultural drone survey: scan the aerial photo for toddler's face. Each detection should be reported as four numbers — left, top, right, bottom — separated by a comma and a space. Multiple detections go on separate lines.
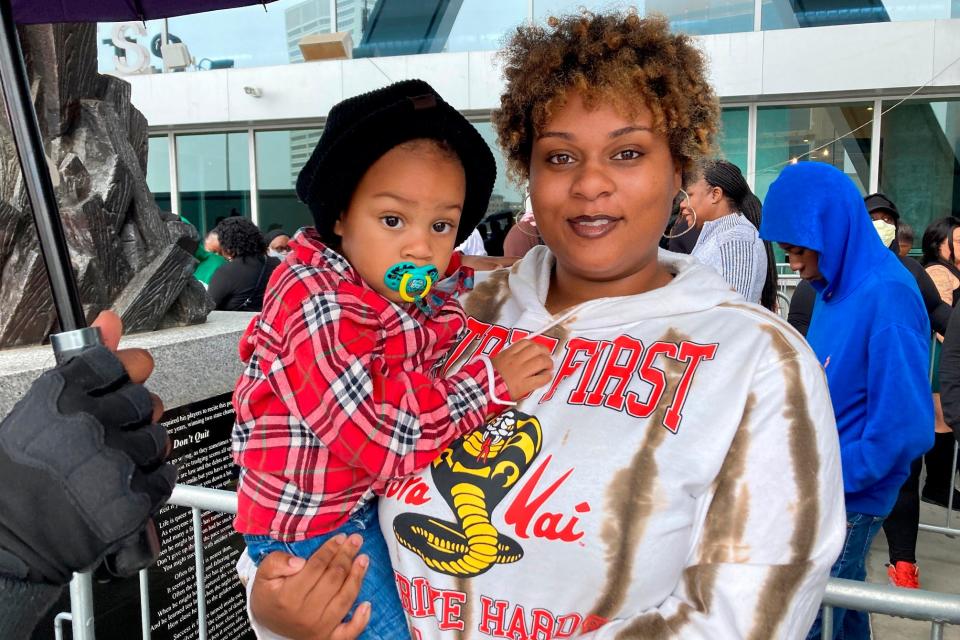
334, 140, 466, 304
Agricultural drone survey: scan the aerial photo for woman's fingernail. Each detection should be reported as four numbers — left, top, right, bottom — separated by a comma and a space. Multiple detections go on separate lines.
333, 533, 347, 543
358, 554, 369, 568
349, 533, 363, 547
288, 557, 306, 569
358, 602, 371, 616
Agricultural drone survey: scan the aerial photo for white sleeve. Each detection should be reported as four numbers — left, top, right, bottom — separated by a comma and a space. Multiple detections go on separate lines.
456, 229, 488, 256
586, 344, 846, 639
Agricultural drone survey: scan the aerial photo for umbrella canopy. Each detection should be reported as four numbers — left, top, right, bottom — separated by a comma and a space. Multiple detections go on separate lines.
12, 0, 276, 24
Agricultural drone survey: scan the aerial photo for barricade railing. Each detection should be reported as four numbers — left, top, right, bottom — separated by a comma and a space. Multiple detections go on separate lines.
60, 484, 960, 639
64, 485, 237, 640
822, 579, 960, 639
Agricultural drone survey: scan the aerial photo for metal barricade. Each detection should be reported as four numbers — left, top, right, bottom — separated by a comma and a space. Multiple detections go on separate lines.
774, 266, 800, 321
822, 579, 960, 639
60, 484, 960, 639
63, 485, 238, 640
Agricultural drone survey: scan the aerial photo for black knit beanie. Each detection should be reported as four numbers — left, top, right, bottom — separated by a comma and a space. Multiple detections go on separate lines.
864, 193, 900, 222
296, 79, 496, 246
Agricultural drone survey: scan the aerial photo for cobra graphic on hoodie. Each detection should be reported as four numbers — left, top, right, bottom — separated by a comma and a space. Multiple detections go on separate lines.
378, 246, 846, 640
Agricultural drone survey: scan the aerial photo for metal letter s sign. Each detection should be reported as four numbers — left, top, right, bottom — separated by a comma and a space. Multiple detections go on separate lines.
111, 22, 150, 75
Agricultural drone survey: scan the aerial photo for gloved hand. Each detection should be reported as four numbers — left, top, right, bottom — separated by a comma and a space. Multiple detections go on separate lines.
0, 345, 176, 585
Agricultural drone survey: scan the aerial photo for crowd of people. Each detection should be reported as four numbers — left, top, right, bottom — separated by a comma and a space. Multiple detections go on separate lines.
195, 212, 494, 316
1, 8, 959, 640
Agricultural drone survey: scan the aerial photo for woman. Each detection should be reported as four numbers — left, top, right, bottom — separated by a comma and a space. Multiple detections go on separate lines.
208, 217, 280, 312
681, 160, 776, 310
919, 217, 960, 511
248, 12, 845, 639
922, 216, 960, 307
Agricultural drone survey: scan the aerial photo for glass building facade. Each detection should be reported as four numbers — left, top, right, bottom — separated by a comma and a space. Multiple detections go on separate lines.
255, 128, 322, 233
111, 1, 959, 251
175, 132, 251, 236
96, 1, 960, 74
142, 98, 958, 251
755, 103, 874, 201
880, 98, 960, 240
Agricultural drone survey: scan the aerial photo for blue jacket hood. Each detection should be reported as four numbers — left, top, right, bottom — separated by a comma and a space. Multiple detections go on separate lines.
762, 164, 933, 515
760, 162, 892, 300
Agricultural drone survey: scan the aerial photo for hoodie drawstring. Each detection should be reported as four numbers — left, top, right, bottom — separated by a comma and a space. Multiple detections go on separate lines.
476, 304, 589, 407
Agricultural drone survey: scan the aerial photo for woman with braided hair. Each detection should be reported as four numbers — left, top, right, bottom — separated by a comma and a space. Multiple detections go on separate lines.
680, 159, 777, 310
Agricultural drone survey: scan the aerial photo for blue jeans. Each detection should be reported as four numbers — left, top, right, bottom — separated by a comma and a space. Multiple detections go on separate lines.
244, 500, 407, 640
806, 512, 885, 640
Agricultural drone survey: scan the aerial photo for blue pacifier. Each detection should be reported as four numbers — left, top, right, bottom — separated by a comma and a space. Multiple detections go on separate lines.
384, 262, 441, 303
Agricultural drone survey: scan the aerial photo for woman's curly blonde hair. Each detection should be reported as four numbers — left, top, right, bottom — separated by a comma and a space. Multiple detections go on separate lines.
493, 11, 719, 182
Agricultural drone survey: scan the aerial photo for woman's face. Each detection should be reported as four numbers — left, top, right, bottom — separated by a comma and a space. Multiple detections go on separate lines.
528, 90, 681, 292
681, 177, 720, 227
938, 227, 960, 266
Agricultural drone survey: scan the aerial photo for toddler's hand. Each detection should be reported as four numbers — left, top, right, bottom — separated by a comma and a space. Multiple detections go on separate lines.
491, 339, 553, 401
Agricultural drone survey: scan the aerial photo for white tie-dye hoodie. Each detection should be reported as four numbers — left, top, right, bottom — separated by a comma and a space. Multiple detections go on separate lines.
378, 246, 845, 640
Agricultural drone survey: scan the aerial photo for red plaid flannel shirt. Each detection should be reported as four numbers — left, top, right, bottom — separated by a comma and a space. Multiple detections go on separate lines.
232, 228, 508, 540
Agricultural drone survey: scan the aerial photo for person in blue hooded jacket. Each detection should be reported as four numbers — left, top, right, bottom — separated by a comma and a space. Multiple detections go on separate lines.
760, 162, 933, 640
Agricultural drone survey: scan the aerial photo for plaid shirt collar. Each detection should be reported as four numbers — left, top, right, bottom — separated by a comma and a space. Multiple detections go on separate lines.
290, 227, 356, 278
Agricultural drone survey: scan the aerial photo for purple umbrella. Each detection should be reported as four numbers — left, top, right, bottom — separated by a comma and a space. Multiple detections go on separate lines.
0, 0, 277, 356
12, 0, 274, 24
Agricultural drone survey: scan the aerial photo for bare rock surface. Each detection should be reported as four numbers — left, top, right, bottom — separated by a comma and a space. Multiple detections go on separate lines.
0, 23, 210, 347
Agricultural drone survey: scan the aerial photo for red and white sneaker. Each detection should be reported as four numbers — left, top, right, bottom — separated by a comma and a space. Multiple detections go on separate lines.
886, 561, 920, 589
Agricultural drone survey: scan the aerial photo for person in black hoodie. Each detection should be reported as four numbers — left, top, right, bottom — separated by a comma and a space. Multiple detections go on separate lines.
939, 303, 960, 441
870, 201, 954, 589
208, 217, 281, 312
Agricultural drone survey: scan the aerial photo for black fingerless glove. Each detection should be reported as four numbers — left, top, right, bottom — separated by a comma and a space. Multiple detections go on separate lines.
0, 346, 176, 585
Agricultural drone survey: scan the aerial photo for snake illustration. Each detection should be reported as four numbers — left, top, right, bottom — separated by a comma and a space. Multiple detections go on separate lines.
393, 410, 542, 577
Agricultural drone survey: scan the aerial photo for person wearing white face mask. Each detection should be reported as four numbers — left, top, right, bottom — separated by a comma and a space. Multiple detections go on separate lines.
264, 229, 292, 260
789, 194, 950, 339
865, 195, 951, 335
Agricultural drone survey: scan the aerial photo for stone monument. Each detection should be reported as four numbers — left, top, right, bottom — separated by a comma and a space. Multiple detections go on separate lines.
0, 22, 211, 348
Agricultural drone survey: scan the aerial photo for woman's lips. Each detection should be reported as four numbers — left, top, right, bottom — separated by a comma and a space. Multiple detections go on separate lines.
567, 215, 620, 239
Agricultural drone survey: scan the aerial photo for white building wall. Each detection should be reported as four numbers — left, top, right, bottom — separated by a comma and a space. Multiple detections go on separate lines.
124, 19, 960, 129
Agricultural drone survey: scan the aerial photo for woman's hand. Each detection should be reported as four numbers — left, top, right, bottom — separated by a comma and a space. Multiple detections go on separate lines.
249, 534, 370, 640
460, 255, 519, 271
